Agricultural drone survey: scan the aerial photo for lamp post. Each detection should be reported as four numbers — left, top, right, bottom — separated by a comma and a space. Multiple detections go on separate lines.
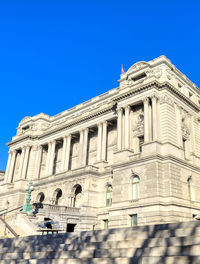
22, 180, 34, 213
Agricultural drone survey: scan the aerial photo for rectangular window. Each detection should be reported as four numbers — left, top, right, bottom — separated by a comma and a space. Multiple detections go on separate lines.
130, 214, 138, 227
103, 220, 108, 230
138, 136, 144, 152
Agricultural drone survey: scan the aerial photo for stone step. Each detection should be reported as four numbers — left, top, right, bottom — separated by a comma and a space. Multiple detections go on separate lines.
1, 232, 200, 254
3, 224, 200, 249
1, 244, 200, 260
1, 234, 200, 254
2, 256, 200, 264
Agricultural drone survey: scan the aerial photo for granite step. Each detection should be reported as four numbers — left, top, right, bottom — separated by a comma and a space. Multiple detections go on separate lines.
1, 256, 200, 264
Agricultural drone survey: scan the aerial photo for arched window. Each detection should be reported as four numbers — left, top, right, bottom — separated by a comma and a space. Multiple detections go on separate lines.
106, 185, 112, 206
187, 176, 195, 201
53, 188, 62, 205
37, 192, 45, 203
73, 185, 82, 208
132, 176, 140, 200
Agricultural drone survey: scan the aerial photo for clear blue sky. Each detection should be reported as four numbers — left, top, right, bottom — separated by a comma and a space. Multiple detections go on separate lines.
0, 0, 200, 171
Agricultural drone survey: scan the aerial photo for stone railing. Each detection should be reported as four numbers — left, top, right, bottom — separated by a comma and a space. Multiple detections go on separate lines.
38, 204, 80, 215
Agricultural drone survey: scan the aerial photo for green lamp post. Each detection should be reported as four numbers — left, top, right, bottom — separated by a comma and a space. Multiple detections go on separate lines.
22, 180, 34, 213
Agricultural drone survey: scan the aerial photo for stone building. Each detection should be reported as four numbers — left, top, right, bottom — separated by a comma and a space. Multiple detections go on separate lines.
1, 55, 200, 232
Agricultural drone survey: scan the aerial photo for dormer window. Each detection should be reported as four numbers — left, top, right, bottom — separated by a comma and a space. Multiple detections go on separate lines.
132, 73, 146, 82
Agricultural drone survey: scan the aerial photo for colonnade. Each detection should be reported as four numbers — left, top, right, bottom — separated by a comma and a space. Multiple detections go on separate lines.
5, 95, 160, 183
117, 95, 160, 151
4, 145, 30, 183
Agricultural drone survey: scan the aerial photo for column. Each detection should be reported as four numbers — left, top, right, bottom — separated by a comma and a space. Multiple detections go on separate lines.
18, 147, 25, 179
82, 128, 89, 166
4, 151, 12, 183
48, 140, 56, 175
61, 136, 68, 171
45, 142, 52, 176
35, 145, 43, 179
102, 121, 107, 161
8, 150, 17, 183
125, 106, 130, 149
21, 145, 31, 179
65, 135, 72, 171
143, 98, 150, 143
117, 108, 123, 150
97, 123, 103, 161
152, 95, 158, 141
78, 130, 84, 166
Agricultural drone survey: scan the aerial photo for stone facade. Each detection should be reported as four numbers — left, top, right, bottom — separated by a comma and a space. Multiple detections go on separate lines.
1, 55, 200, 231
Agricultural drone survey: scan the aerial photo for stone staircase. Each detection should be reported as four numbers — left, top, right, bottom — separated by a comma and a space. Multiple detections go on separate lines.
1, 221, 200, 264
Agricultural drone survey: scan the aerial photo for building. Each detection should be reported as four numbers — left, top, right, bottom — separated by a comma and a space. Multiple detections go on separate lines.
1, 55, 200, 232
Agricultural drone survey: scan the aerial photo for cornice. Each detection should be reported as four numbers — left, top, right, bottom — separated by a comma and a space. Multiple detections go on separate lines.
111, 153, 200, 172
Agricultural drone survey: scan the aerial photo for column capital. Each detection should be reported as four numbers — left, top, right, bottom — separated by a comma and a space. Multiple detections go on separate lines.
49, 139, 56, 144
124, 105, 130, 110
143, 97, 150, 104
151, 94, 158, 101
97, 122, 103, 127
103, 120, 108, 126
117, 107, 123, 113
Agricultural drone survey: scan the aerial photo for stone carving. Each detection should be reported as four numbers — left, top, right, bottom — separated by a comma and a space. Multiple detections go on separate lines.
146, 68, 162, 79
160, 95, 174, 107
127, 61, 149, 73
181, 116, 190, 139
133, 108, 144, 135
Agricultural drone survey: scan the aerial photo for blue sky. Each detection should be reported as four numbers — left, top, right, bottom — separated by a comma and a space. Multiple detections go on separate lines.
0, 0, 200, 170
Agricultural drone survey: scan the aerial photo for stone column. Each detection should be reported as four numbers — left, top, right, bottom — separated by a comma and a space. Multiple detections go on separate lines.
97, 123, 103, 161
61, 136, 68, 171
21, 145, 31, 179
35, 146, 43, 179
152, 95, 158, 141
144, 98, 150, 143
125, 106, 130, 149
4, 151, 12, 183
78, 130, 84, 166
45, 142, 52, 176
82, 128, 89, 166
102, 121, 108, 161
18, 147, 25, 179
8, 150, 17, 183
117, 108, 123, 150
48, 140, 56, 175
65, 135, 72, 171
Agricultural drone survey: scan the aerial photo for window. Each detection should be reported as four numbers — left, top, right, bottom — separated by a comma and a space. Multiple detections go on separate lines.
132, 73, 146, 82
189, 92, 193, 99
130, 214, 138, 227
178, 83, 182, 89
138, 136, 144, 152
103, 219, 108, 230
106, 185, 112, 206
132, 176, 140, 200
